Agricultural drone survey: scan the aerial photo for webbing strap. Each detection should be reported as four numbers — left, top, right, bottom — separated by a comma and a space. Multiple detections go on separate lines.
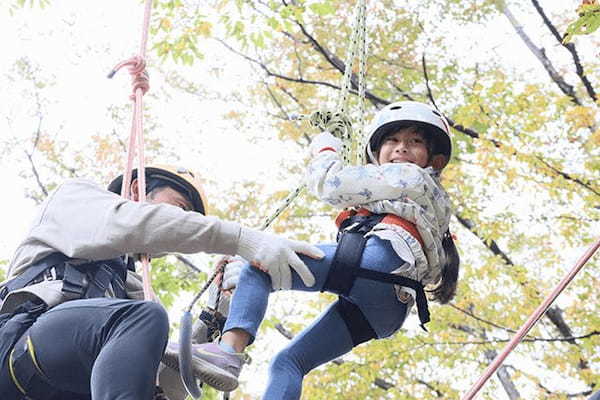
0, 253, 68, 301
62, 263, 87, 297
353, 268, 430, 329
335, 297, 376, 346
324, 213, 431, 330
1, 255, 129, 305
61, 260, 128, 300
86, 264, 117, 298
323, 231, 369, 295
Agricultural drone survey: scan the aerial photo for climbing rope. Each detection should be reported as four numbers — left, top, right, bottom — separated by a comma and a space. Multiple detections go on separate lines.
178, 2, 369, 398
184, 0, 369, 321
462, 237, 600, 399
108, 0, 155, 301
333, 0, 367, 165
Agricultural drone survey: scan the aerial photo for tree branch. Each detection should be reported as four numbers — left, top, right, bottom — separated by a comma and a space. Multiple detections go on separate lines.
535, 156, 600, 197
529, 0, 597, 102
501, 4, 582, 105
484, 349, 521, 399
174, 254, 205, 274
24, 115, 48, 198
293, 21, 389, 107
421, 52, 440, 111
216, 38, 343, 91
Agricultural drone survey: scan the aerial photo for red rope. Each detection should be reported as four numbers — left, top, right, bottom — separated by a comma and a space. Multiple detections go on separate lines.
462, 236, 600, 399
108, 0, 154, 301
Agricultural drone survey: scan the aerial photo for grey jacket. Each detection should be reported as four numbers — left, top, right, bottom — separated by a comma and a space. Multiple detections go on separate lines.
1, 178, 242, 313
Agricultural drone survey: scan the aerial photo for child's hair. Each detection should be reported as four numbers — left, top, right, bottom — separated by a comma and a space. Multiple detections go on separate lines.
370, 121, 460, 303
429, 230, 460, 303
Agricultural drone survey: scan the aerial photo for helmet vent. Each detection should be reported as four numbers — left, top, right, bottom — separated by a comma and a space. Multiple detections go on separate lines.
389, 105, 403, 110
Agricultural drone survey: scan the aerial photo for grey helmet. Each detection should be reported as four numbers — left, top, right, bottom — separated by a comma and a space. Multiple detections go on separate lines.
365, 101, 452, 168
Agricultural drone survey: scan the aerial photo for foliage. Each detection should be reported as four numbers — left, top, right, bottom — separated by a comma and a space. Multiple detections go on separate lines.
564, 2, 600, 43
4, 1, 600, 399
196, 1, 599, 399
7, 0, 50, 15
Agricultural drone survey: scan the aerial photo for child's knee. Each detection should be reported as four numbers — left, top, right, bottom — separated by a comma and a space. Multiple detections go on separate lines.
269, 348, 303, 377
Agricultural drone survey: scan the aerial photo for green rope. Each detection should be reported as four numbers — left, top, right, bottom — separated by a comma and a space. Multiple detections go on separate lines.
183, 0, 369, 337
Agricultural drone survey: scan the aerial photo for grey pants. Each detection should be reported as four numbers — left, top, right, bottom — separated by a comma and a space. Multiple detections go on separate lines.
1, 298, 169, 400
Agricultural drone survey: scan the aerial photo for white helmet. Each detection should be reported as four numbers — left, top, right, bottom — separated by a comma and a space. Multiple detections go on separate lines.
365, 101, 451, 168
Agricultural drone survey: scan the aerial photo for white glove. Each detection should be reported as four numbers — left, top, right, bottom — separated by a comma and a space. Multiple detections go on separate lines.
309, 131, 343, 157
236, 227, 325, 290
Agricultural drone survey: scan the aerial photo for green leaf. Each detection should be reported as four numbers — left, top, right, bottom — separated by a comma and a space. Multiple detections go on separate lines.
563, 5, 600, 42
309, 2, 335, 16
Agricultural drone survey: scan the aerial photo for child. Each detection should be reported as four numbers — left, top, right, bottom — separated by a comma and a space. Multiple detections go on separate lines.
191, 101, 460, 398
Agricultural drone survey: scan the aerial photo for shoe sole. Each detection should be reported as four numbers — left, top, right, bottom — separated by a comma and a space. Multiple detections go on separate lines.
162, 348, 239, 392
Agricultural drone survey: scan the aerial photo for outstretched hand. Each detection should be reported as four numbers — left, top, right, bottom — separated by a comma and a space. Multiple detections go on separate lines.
236, 228, 325, 290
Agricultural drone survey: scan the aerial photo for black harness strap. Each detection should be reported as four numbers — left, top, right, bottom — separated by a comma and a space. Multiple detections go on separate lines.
0, 253, 68, 301
335, 297, 377, 346
1, 253, 129, 304
62, 263, 88, 297
59, 258, 129, 299
322, 231, 369, 296
322, 213, 431, 339
352, 268, 430, 328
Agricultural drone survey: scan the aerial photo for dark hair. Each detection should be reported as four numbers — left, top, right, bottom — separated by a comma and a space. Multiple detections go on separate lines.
428, 230, 460, 303
370, 122, 441, 163
145, 177, 193, 205
371, 122, 459, 301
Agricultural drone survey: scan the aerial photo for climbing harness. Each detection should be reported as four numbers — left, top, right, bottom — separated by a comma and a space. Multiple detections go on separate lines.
0, 253, 132, 398
0, 253, 130, 309
324, 209, 431, 340
462, 236, 600, 399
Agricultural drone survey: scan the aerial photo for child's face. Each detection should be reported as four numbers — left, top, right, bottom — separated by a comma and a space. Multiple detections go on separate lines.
377, 127, 430, 168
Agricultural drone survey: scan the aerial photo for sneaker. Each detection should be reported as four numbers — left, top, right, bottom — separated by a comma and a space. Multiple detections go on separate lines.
162, 342, 244, 392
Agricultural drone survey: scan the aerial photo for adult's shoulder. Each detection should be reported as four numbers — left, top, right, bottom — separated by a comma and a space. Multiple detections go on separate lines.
55, 178, 112, 196
44, 178, 117, 208
60, 177, 103, 189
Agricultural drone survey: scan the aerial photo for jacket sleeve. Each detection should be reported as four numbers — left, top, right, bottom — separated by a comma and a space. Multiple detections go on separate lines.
21, 179, 241, 262
306, 151, 435, 209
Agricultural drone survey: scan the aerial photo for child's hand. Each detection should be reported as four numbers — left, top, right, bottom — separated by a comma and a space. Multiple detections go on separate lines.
309, 131, 343, 157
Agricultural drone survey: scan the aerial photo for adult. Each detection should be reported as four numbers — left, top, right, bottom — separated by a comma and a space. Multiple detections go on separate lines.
0, 165, 324, 400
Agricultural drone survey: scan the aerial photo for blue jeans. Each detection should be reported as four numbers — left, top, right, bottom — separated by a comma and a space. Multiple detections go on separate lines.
224, 236, 409, 399
0, 298, 169, 400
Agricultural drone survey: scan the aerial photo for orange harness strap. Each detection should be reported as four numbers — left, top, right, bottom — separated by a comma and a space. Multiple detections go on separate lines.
335, 208, 424, 248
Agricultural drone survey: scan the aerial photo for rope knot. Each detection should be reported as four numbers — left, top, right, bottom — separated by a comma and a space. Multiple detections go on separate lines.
108, 55, 150, 99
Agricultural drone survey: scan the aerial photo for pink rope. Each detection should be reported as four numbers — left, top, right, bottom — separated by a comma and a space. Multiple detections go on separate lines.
108, 0, 154, 301
462, 236, 600, 399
